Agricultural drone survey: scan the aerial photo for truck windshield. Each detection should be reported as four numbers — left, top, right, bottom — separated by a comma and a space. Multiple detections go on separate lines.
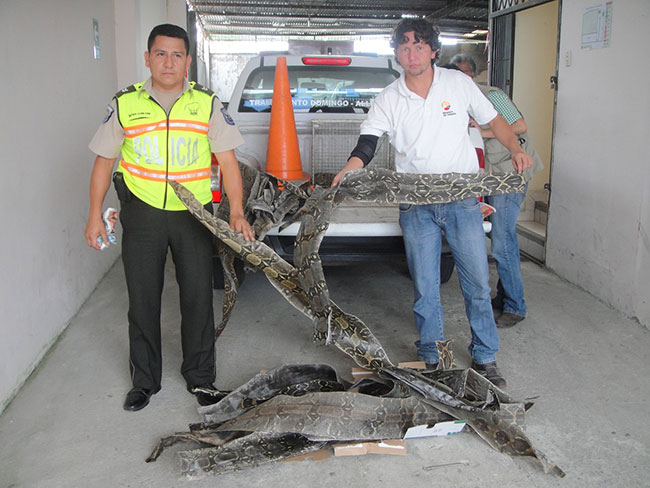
238, 65, 398, 113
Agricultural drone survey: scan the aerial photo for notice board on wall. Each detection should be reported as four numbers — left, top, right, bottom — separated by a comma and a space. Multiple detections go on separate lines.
581, 2, 613, 49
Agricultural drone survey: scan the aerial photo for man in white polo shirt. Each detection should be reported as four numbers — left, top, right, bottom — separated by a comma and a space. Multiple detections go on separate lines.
332, 19, 532, 388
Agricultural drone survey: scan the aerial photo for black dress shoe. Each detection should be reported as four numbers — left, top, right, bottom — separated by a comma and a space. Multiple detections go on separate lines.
188, 383, 228, 406
123, 387, 154, 411
424, 362, 439, 370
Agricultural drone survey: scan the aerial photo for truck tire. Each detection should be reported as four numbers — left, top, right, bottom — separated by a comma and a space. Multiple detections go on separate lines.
440, 254, 455, 284
213, 256, 246, 290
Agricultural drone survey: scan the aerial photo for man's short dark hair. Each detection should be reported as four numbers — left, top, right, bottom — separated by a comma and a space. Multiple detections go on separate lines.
147, 24, 190, 54
390, 19, 441, 64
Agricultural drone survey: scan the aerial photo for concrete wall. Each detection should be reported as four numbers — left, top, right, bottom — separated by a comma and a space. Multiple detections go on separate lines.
547, 0, 650, 327
0, 0, 119, 414
210, 54, 257, 102
0, 0, 186, 414
195, 29, 211, 86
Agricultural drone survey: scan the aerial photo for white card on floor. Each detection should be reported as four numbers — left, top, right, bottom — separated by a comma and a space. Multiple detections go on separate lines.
404, 420, 467, 439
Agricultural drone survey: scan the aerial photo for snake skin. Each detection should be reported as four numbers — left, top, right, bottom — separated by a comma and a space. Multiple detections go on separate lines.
179, 432, 327, 479
156, 169, 564, 478
435, 339, 455, 370
213, 391, 451, 442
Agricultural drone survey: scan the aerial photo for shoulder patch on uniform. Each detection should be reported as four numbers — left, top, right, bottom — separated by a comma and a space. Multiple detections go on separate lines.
193, 83, 215, 97
221, 107, 235, 126
115, 84, 137, 99
102, 104, 115, 124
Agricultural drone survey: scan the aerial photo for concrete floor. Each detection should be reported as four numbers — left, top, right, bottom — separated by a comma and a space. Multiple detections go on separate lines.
1, 257, 649, 488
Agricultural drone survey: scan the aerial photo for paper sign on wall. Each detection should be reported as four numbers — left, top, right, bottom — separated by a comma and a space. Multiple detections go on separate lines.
581, 2, 613, 49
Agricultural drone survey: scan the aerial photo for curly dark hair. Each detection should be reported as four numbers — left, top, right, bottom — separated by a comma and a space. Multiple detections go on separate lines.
390, 19, 441, 64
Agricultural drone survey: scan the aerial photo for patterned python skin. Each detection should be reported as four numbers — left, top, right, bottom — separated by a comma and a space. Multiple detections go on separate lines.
159, 168, 564, 478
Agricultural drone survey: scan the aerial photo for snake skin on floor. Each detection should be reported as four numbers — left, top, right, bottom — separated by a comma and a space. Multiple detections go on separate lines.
149, 167, 564, 478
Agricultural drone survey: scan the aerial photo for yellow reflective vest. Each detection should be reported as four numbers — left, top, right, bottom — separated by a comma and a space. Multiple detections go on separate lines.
115, 81, 214, 210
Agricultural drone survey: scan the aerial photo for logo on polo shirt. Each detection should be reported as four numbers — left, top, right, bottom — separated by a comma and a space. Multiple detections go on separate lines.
441, 101, 456, 117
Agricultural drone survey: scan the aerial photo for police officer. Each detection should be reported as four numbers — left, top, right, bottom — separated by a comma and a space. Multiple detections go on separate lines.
84, 24, 254, 411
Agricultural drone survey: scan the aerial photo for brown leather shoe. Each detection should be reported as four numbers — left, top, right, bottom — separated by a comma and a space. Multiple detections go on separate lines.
496, 312, 525, 328
471, 361, 507, 388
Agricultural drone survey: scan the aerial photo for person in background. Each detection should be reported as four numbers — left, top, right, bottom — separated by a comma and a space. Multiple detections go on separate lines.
332, 19, 533, 387
84, 24, 254, 411
449, 53, 476, 79
451, 54, 543, 328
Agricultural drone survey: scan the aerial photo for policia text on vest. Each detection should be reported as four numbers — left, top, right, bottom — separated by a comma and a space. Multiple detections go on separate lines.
114, 81, 215, 210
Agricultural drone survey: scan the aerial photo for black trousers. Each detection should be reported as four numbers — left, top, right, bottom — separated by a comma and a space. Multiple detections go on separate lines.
119, 194, 215, 392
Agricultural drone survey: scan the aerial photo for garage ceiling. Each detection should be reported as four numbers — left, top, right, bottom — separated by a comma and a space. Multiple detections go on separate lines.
187, 0, 489, 40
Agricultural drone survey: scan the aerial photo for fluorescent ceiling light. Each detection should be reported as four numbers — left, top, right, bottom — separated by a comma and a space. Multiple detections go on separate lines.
440, 37, 458, 46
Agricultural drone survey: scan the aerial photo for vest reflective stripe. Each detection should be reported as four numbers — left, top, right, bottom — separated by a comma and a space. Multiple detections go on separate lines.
123, 121, 167, 138
119, 160, 211, 182
123, 120, 209, 138
168, 120, 209, 132
115, 81, 214, 210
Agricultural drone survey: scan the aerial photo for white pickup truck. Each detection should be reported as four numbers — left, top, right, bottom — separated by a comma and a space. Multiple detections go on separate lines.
219, 54, 483, 284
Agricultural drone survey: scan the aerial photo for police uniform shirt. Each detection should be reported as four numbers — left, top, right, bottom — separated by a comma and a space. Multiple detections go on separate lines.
360, 66, 497, 175
89, 78, 244, 159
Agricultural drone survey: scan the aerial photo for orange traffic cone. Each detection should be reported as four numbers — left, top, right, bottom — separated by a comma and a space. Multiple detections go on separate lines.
265, 57, 310, 181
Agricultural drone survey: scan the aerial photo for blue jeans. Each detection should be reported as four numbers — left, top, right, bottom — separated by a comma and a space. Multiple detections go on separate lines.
399, 198, 499, 365
485, 184, 527, 317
